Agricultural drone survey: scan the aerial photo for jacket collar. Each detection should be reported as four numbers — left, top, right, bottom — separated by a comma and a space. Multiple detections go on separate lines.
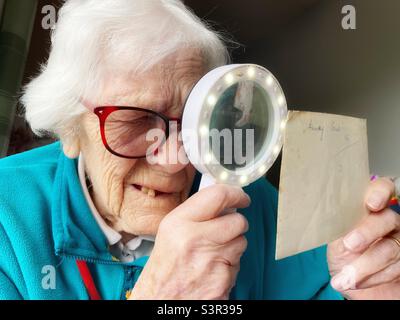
51, 149, 136, 265
51, 146, 201, 266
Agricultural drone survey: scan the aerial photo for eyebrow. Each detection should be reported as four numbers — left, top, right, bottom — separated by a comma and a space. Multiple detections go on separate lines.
111, 82, 186, 115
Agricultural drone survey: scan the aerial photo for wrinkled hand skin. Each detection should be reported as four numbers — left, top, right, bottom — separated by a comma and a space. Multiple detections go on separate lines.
328, 177, 400, 300
129, 184, 251, 300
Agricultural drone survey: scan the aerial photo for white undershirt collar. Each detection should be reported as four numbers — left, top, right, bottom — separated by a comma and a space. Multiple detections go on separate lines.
78, 154, 155, 254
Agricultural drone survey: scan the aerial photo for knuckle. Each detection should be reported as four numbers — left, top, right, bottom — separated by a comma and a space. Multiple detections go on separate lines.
380, 177, 395, 190
159, 217, 197, 252
208, 184, 229, 205
238, 235, 248, 252
210, 289, 228, 300
382, 209, 400, 229
391, 212, 400, 230
207, 185, 244, 208
157, 217, 171, 235
221, 215, 248, 242
378, 241, 400, 264
379, 267, 396, 283
214, 275, 231, 297
158, 215, 178, 233
233, 213, 249, 234
373, 178, 394, 193
230, 237, 247, 264
177, 231, 196, 253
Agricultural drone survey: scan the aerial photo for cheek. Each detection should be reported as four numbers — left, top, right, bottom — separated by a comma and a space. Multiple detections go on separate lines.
93, 154, 138, 217
81, 115, 138, 215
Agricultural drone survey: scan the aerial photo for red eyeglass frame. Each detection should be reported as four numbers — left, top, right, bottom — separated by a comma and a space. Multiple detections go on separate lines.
94, 106, 181, 159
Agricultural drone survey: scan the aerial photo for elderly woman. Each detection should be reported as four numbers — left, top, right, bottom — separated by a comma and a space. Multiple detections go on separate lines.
0, 0, 399, 300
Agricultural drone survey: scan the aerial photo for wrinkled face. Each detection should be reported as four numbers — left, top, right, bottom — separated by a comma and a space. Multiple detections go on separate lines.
72, 51, 206, 236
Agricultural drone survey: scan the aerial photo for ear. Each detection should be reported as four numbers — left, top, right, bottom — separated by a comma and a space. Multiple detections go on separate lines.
61, 136, 81, 159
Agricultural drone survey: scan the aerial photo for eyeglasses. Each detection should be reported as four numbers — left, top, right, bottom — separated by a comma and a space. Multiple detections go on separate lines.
94, 106, 181, 159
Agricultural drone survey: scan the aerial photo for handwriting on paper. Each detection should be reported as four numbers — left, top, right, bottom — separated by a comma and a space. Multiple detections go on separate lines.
276, 111, 370, 260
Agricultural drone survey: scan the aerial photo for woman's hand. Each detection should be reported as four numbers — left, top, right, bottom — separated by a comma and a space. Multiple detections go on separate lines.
129, 184, 250, 300
328, 177, 400, 299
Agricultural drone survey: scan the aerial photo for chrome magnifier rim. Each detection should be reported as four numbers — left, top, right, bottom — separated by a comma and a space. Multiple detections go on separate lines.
182, 64, 288, 187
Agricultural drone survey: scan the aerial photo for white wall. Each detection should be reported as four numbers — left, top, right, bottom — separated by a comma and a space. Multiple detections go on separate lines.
253, 0, 400, 176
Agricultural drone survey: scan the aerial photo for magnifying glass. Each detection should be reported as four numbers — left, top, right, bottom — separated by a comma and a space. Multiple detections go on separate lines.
182, 64, 288, 190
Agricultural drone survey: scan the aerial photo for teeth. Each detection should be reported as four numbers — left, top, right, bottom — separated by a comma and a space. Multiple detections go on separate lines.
140, 186, 156, 197
141, 187, 149, 194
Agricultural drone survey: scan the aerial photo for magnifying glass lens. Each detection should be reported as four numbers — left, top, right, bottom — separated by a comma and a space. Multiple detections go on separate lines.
209, 80, 272, 171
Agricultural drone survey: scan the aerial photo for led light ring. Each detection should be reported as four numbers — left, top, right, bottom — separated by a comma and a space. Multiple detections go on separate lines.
203, 65, 287, 185
182, 64, 239, 175
182, 64, 287, 187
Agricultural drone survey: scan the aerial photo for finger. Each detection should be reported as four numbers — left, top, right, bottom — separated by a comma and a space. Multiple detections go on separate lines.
202, 212, 249, 244
339, 282, 400, 300
217, 235, 248, 266
175, 184, 251, 222
365, 177, 394, 212
357, 260, 400, 289
331, 236, 400, 291
343, 208, 400, 252
356, 231, 400, 289
229, 264, 241, 291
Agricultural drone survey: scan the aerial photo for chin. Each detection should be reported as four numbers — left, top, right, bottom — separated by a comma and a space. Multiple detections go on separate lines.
117, 199, 182, 236
113, 181, 190, 236
119, 210, 168, 236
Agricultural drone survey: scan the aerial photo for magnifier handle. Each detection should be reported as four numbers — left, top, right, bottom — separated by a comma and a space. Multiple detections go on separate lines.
198, 174, 216, 190
198, 174, 237, 215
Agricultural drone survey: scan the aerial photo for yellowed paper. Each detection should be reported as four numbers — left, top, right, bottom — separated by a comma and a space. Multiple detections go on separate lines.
276, 111, 370, 260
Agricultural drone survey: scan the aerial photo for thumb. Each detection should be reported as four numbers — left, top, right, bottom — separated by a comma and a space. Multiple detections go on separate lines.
173, 184, 251, 222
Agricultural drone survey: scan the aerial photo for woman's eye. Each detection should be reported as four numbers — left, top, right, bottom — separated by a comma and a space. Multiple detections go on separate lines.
112, 114, 150, 124
128, 115, 156, 125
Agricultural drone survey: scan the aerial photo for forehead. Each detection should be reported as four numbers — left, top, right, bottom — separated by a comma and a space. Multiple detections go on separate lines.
95, 50, 207, 111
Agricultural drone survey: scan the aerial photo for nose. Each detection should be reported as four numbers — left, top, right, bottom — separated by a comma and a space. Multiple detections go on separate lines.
148, 121, 190, 174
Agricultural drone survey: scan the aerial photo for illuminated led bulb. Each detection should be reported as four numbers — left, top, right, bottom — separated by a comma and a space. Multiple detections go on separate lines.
247, 67, 256, 78
239, 175, 248, 184
199, 125, 209, 136
204, 153, 213, 164
219, 171, 228, 181
277, 95, 285, 106
225, 73, 234, 85
266, 76, 273, 86
259, 165, 267, 174
207, 95, 217, 107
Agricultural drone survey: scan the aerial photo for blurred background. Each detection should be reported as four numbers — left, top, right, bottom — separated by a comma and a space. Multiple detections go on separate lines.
0, 0, 399, 187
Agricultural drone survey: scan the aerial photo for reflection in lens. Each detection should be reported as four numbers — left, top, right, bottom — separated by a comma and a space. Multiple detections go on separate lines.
209, 80, 272, 170
105, 109, 166, 157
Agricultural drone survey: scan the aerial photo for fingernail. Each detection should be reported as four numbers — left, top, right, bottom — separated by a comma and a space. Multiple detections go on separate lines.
245, 192, 252, 204
331, 272, 355, 291
367, 191, 384, 210
331, 273, 345, 291
343, 232, 364, 251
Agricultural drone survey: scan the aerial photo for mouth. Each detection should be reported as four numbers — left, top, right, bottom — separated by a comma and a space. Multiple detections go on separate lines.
131, 184, 176, 198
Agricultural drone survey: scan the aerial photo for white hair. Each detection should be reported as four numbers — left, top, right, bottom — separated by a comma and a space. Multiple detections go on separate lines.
22, 0, 230, 138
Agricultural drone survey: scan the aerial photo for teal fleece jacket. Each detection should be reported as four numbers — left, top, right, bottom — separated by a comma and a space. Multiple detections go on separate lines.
0, 142, 342, 300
